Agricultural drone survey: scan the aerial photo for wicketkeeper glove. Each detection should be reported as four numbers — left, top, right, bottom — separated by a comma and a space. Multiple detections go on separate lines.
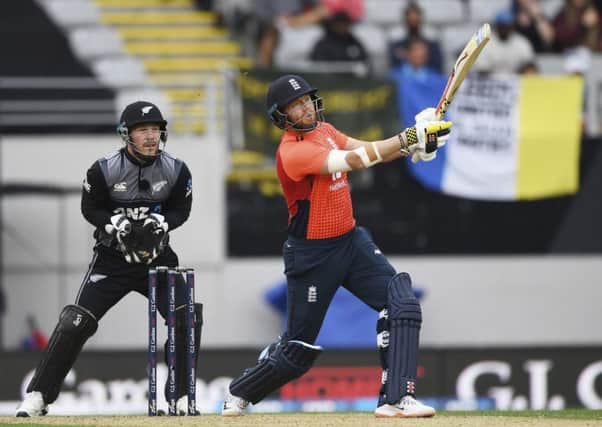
118, 216, 168, 265
143, 213, 169, 235
404, 108, 452, 163
104, 213, 132, 236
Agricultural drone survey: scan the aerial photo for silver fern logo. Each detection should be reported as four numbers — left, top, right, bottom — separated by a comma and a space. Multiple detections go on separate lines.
141, 106, 154, 115
308, 285, 317, 303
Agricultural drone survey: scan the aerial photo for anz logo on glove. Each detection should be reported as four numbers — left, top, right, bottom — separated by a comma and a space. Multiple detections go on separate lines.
113, 206, 151, 221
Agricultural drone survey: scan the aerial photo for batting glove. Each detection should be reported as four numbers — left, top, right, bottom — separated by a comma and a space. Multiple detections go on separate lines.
405, 108, 452, 163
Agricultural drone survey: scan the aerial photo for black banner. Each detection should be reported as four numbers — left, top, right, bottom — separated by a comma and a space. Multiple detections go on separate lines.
2, 347, 601, 412
237, 69, 399, 159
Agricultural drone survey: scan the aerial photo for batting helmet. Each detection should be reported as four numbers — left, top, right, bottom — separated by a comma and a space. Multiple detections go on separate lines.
266, 74, 324, 130
117, 101, 168, 162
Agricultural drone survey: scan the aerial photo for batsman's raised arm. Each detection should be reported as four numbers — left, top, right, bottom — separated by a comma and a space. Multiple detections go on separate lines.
321, 107, 453, 174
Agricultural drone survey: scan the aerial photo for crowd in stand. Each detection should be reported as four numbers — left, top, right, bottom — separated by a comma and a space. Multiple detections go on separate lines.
209, 0, 602, 77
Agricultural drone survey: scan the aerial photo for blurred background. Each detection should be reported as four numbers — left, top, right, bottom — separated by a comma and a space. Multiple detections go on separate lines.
0, 0, 601, 416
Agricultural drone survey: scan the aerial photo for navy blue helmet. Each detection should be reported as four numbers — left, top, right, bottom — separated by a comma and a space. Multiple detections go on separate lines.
266, 74, 324, 131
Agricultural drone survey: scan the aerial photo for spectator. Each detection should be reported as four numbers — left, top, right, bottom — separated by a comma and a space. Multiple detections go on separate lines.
254, 0, 318, 67
474, 9, 535, 75
392, 38, 438, 79
518, 60, 540, 74
254, 0, 363, 68
552, 0, 601, 52
388, 2, 443, 72
21, 315, 48, 352
281, 0, 364, 27
309, 11, 369, 67
513, 0, 555, 52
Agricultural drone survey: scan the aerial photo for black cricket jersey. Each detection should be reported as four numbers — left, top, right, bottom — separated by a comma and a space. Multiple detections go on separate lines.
81, 148, 192, 255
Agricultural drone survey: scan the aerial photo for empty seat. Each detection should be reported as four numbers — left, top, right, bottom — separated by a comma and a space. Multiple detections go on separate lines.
68, 26, 123, 60
364, 0, 404, 26
469, 0, 511, 23
416, 0, 465, 24
273, 25, 322, 68
40, 0, 100, 27
353, 23, 388, 75
92, 56, 148, 88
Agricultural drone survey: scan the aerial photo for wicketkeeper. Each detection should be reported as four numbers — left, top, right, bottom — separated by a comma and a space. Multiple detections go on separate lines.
222, 75, 451, 418
16, 101, 202, 417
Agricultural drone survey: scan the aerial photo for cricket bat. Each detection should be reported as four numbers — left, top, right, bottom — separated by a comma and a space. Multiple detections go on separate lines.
435, 23, 491, 120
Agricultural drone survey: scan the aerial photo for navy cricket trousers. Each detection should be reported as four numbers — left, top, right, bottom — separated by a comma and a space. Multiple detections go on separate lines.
282, 226, 396, 344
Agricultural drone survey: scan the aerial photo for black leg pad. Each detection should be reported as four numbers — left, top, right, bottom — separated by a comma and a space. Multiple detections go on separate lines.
27, 305, 98, 404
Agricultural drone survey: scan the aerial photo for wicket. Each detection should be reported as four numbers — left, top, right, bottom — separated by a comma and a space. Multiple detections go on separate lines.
148, 266, 197, 416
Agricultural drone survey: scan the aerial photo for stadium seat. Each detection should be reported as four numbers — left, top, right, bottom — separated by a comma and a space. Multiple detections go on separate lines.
468, 0, 511, 23
352, 23, 388, 75
273, 25, 323, 68
68, 26, 123, 60
92, 56, 148, 88
364, 0, 404, 27
415, 0, 465, 24
40, 0, 100, 27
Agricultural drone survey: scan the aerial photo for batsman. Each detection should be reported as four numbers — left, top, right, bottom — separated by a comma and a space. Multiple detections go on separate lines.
16, 101, 202, 417
222, 75, 452, 418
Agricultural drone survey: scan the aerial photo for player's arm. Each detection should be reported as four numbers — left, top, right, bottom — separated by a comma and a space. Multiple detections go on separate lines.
81, 161, 113, 228
160, 162, 192, 232
322, 110, 453, 174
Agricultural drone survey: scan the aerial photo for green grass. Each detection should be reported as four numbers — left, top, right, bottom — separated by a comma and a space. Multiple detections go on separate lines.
442, 409, 602, 419
2, 410, 602, 427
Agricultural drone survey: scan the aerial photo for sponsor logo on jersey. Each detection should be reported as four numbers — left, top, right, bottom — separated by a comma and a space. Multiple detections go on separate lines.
89, 274, 107, 283
73, 314, 82, 327
329, 181, 347, 192
326, 137, 337, 150
308, 285, 317, 303
113, 206, 150, 220
152, 180, 168, 194
113, 182, 127, 192
185, 178, 192, 198
83, 177, 91, 193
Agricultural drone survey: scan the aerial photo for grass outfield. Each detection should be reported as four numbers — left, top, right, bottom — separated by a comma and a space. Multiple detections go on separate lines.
1, 411, 602, 427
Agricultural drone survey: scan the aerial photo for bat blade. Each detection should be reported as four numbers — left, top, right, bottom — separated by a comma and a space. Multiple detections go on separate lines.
435, 23, 491, 119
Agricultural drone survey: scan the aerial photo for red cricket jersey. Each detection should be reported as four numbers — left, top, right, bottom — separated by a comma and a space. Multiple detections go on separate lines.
276, 122, 356, 239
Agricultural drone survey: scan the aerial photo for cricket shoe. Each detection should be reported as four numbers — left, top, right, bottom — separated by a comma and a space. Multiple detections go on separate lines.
374, 395, 436, 418
176, 396, 199, 415
221, 392, 249, 416
15, 391, 48, 417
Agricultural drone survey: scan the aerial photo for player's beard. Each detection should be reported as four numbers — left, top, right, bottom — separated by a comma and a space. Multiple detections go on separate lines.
129, 137, 161, 163
290, 111, 318, 131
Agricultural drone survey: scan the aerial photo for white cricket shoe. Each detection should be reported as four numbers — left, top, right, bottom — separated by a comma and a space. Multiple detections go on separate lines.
221, 392, 249, 416
374, 395, 436, 418
176, 396, 188, 415
175, 396, 199, 415
15, 391, 48, 417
